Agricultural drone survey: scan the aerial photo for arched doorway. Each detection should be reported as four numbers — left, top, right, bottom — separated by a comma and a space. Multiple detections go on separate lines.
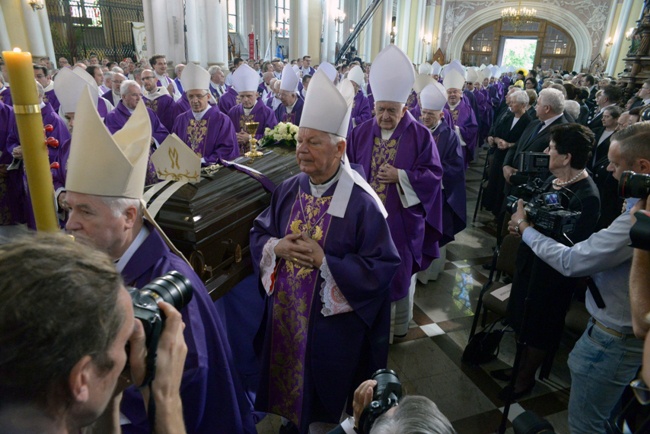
462, 19, 577, 71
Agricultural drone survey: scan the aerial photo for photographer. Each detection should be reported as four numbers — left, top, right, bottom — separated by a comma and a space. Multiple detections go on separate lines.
508, 122, 650, 433
495, 124, 600, 401
630, 199, 650, 389
0, 234, 187, 434
332, 378, 455, 434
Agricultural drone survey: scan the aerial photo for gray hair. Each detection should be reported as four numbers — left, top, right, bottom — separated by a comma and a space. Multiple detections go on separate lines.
539, 88, 565, 114
207, 65, 223, 76
99, 196, 142, 219
510, 90, 529, 105
111, 66, 124, 74
564, 100, 580, 120
174, 63, 185, 75
120, 80, 140, 97
370, 395, 456, 434
327, 133, 346, 146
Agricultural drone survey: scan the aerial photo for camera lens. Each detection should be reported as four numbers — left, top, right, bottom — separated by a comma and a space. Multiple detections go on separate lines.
140, 270, 193, 312
618, 171, 650, 198
371, 368, 402, 401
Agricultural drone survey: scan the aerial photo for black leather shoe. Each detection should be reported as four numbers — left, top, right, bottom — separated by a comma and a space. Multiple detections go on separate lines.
497, 382, 534, 401
490, 368, 513, 382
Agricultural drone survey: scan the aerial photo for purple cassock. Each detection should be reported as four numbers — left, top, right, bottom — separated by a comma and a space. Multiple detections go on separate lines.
144, 93, 177, 132
44, 88, 60, 112
429, 120, 466, 245
101, 89, 118, 107
6, 103, 70, 228
172, 106, 239, 165
273, 97, 304, 125
444, 98, 479, 168
104, 101, 169, 185
218, 86, 238, 115
251, 173, 400, 432
405, 90, 419, 114
0, 87, 12, 106
120, 223, 256, 434
366, 83, 374, 113
97, 97, 112, 118
0, 101, 18, 225
347, 111, 444, 301
351, 90, 372, 128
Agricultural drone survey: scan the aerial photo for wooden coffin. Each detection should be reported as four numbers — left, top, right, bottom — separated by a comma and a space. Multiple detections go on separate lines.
152, 148, 299, 299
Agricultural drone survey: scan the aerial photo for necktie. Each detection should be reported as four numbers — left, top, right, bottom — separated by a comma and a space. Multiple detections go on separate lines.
528, 121, 544, 142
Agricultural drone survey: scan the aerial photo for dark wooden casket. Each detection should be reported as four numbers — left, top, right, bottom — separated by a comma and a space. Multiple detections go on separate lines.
152, 148, 298, 299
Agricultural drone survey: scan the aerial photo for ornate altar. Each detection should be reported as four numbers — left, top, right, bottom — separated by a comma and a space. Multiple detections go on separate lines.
617, 0, 650, 99
152, 147, 298, 300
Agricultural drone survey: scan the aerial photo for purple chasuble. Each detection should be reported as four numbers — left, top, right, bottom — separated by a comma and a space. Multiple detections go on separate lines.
120, 224, 256, 434
44, 88, 60, 112
430, 120, 466, 245
0, 87, 12, 106
251, 173, 400, 433
444, 98, 479, 168
218, 86, 239, 115
228, 99, 278, 154
172, 106, 239, 165
101, 89, 118, 107
97, 97, 112, 118
0, 101, 18, 224
351, 90, 372, 129
144, 93, 177, 132
104, 101, 169, 185
347, 111, 443, 301
273, 97, 304, 125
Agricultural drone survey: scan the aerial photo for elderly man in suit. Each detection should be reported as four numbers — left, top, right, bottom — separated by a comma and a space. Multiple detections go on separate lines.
502, 87, 568, 185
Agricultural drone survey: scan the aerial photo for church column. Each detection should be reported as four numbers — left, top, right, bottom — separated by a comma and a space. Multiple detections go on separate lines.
38, 3, 56, 62
423, 0, 435, 62
380, 0, 394, 50
397, 0, 411, 54
19, 0, 45, 57
606, 0, 634, 75
0, 6, 12, 52
206, 0, 228, 64
290, 0, 308, 61
142, 0, 185, 64
184, 0, 202, 64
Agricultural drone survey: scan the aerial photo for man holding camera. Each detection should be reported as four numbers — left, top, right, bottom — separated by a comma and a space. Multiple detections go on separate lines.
508, 122, 650, 433
0, 233, 187, 434
62, 89, 255, 434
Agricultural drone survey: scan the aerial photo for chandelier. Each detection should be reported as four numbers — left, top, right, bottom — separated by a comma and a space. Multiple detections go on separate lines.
501, 0, 537, 31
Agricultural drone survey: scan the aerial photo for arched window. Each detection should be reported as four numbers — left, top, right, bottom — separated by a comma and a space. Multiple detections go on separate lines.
276, 0, 290, 38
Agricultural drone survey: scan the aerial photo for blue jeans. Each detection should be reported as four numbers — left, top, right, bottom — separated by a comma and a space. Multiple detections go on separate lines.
568, 321, 643, 434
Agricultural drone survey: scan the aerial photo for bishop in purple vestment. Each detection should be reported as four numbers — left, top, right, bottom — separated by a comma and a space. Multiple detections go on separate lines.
218, 86, 239, 115
142, 69, 178, 131
444, 95, 479, 168
274, 95, 304, 125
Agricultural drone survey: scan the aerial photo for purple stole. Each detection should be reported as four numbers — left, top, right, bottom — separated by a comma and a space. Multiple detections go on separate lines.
368, 137, 400, 204
267, 190, 334, 426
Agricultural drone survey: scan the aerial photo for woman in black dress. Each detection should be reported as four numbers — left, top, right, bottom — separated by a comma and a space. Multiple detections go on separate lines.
481, 89, 532, 217
495, 123, 601, 400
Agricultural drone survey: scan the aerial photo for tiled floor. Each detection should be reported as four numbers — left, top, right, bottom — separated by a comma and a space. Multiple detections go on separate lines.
257, 150, 576, 433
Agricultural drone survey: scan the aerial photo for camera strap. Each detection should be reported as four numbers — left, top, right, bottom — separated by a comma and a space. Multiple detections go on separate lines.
586, 276, 606, 309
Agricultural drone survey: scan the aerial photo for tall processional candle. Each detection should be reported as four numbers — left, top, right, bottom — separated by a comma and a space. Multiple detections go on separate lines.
3, 48, 58, 231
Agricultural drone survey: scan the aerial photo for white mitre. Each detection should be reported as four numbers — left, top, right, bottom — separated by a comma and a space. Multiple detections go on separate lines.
347, 65, 364, 87
431, 61, 442, 76
280, 64, 299, 92
232, 63, 261, 93
181, 62, 210, 91
413, 74, 435, 94
418, 62, 432, 75
318, 62, 337, 82
443, 69, 466, 91
55, 67, 99, 114
369, 45, 415, 104
420, 82, 448, 111
466, 67, 479, 84
66, 87, 152, 199
151, 133, 201, 183
300, 70, 352, 138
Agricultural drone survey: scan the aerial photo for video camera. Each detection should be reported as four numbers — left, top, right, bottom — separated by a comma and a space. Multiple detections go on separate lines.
619, 171, 650, 251
510, 152, 550, 187
358, 369, 403, 434
505, 179, 581, 240
128, 271, 193, 387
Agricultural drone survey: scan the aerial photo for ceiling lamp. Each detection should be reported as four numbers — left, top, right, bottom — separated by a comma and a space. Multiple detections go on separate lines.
501, 0, 537, 32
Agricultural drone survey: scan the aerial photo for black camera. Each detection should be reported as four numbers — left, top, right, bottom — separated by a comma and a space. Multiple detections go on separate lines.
618, 171, 650, 198
358, 369, 403, 434
517, 152, 550, 175
506, 182, 581, 240
128, 271, 193, 387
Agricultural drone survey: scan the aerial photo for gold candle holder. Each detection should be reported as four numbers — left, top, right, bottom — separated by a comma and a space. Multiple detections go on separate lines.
244, 121, 263, 158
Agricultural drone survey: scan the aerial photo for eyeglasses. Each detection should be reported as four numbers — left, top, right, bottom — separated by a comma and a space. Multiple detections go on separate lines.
187, 93, 209, 100
630, 378, 650, 405
142, 76, 155, 80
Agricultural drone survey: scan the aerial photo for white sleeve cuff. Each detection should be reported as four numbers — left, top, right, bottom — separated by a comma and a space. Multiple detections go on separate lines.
260, 238, 281, 295
340, 417, 357, 434
397, 169, 421, 208
455, 125, 467, 147
319, 257, 353, 317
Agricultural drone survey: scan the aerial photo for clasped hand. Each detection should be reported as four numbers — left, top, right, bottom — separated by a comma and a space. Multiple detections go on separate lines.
376, 163, 398, 184
274, 232, 325, 268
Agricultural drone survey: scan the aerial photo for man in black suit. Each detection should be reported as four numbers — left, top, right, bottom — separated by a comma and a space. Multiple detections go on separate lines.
630, 79, 650, 110
503, 87, 568, 184
586, 85, 622, 133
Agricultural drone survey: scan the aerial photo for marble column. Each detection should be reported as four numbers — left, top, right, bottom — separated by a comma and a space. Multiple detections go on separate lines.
290, 0, 308, 60
380, 0, 394, 49
0, 6, 12, 53
142, 0, 185, 64
20, 1, 46, 57
606, 0, 634, 75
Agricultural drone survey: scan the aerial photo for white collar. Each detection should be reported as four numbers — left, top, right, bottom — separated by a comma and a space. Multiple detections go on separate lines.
115, 225, 150, 272
192, 106, 211, 120
310, 165, 342, 198
43, 81, 54, 92
146, 86, 170, 99
381, 128, 395, 140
